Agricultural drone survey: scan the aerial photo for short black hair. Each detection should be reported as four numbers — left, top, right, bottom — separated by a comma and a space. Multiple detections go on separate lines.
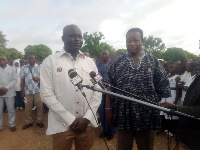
126, 28, 143, 41
168, 62, 175, 67
189, 62, 196, 69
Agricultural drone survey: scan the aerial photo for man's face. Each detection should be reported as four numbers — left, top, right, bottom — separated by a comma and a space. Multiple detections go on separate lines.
28, 55, 36, 65
186, 63, 192, 72
126, 32, 142, 55
15, 62, 19, 67
168, 65, 175, 74
101, 51, 109, 61
0, 56, 8, 66
62, 27, 83, 54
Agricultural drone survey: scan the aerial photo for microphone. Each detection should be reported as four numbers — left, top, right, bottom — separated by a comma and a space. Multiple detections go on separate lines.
89, 71, 105, 89
68, 69, 84, 92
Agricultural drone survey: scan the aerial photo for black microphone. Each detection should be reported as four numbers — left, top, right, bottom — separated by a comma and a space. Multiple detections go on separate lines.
89, 71, 105, 89
68, 69, 84, 92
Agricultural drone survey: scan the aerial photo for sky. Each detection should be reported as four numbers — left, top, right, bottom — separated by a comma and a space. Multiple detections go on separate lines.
0, 0, 200, 55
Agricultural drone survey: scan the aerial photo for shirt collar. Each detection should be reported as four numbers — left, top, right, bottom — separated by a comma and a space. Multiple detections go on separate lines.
56, 48, 85, 59
28, 63, 38, 67
125, 51, 146, 61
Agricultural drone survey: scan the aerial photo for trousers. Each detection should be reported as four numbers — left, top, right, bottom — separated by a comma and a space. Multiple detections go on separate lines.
0, 97, 15, 129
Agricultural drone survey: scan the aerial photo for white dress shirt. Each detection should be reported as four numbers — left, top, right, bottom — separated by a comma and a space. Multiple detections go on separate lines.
0, 65, 17, 97
40, 49, 102, 135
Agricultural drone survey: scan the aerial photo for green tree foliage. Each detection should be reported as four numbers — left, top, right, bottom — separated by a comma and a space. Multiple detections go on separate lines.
143, 36, 166, 54
0, 48, 23, 59
183, 50, 197, 60
24, 44, 52, 61
116, 49, 127, 54
0, 31, 8, 49
81, 32, 115, 58
151, 50, 164, 59
163, 47, 186, 62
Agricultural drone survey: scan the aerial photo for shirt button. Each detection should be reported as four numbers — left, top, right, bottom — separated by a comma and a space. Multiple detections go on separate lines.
77, 102, 79, 104
76, 112, 78, 114
62, 123, 66, 126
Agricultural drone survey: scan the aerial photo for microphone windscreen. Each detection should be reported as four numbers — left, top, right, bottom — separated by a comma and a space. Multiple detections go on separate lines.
68, 69, 77, 79
89, 71, 96, 78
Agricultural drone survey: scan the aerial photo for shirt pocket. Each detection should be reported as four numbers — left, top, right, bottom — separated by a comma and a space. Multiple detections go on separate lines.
81, 67, 93, 86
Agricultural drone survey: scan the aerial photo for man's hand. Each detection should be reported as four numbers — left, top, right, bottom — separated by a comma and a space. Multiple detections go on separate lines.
106, 110, 114, 126
21, 91, 25, 99
159, 102, 177, 110
70, 118, 90, 133
0, 87, 8, 95
32, 77, 40, 82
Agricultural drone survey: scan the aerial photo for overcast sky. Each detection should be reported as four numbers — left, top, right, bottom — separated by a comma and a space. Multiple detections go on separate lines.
1, 0, 200, 55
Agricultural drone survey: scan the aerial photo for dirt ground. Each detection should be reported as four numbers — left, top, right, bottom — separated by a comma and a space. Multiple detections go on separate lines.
0, 110, 190, 150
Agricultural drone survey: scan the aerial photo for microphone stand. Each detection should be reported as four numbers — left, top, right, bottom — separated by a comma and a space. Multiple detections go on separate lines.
83, 85, 200, 122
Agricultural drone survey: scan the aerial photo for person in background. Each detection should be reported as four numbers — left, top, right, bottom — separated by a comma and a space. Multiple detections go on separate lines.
160, 62, 180, 136
97, 50, 116, 140
13, 59, 24, 110
174, 61, 182, 75
20, 59, 25, 67
160, 64, 200, 149
177, 62, 195, 105
0, 56, 17, 132
163, 62, 169, 74
20, 54, 44, 130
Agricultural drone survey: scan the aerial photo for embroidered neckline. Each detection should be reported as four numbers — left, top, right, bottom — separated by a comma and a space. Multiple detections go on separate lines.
125, 52, 146, 69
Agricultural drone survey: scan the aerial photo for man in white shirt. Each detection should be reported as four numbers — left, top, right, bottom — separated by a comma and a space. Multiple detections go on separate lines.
0, 56, 17, 132
40, 24, 101, 150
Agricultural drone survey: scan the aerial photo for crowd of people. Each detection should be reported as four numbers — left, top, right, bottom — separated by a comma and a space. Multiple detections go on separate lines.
0, 24, 200, 150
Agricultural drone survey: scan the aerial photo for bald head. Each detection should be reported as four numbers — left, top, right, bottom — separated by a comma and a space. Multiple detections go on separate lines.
102, 50, 109, 55
62, 24, 83, 55
62, 24, 81, 37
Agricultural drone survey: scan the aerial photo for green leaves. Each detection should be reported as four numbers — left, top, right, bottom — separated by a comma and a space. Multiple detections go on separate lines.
81, 32, 115, 58
24, 44, 52, 61
0, 31, 8, 50
143, 36, 166, 53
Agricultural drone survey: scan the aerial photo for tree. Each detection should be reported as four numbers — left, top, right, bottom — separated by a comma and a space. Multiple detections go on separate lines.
0, 31, 8, 50
116, 49, 127, 54
183, 50, 198, 60
143, 36, 166, 54
0, 48, 23, 59
24, 44, 52, 61
81, 32, 115, 58
7, 48, 23, 59
151, 50, 164, 59
163, 47, 186, 62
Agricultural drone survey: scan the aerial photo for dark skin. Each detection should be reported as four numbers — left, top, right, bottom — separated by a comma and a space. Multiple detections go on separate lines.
0, 56, 9, 95
168, 64, 181, 104
106, 31, 143, 126
101, 50, 110, 66
62, 25, 83, 60
21, 55, 40, 98
160, 67, 200, 110
126, 31, 143, 66
62, 25, 89, 133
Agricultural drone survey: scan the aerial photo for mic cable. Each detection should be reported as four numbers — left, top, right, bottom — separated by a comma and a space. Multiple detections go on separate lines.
68, 69, 109, 150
